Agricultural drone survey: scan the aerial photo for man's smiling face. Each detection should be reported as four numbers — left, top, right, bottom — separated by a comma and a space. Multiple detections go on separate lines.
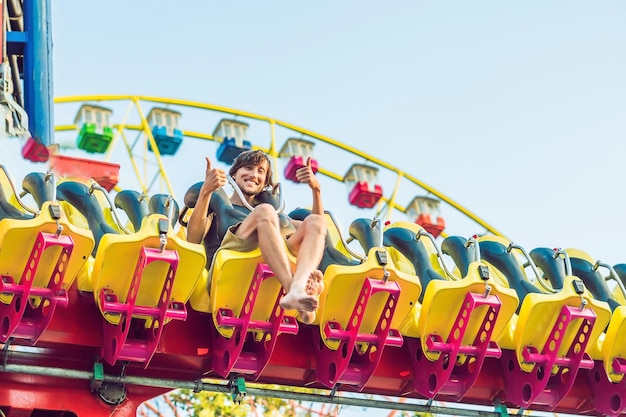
233, 160, 269, 197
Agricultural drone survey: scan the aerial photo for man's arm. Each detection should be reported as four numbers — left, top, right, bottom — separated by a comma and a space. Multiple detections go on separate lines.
186, 157, 227, 244
295, 156, 323, 215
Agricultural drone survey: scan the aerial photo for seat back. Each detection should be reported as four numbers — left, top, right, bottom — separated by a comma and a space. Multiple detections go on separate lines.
383, 223, 445, 303
529, 247, 566, 290
21, 172, 55, 209
114, 190, 148, 232
441, 235, 477, 278
0, 167, 32, 220
567, 248, 621, 312
56, 180, 119, 255
478, 237, 543, 310
149, 194, 180, 224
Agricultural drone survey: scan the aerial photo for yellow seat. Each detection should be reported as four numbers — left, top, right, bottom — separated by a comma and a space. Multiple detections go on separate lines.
563, 249, 626, 382
413, 261, 518, 360
319, 245, 421, 350
0, 201, 94, 343
188, 267, 211, 312
202, 243, 304, 379
404, 259, 518, 399
0, 201, 94, 305
91, 214, 206, 325
495, 275, 612, 409
208, 247, 298, 339
311, 242, 420, 389
508, 275, 610, 372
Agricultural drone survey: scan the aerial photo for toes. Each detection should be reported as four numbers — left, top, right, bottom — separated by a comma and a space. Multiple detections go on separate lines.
314, 270, 323, 282
305, 270, 325, 296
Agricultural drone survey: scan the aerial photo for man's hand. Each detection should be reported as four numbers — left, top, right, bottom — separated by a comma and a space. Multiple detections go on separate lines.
295, 157, 320, 191
203, 157, 227, 193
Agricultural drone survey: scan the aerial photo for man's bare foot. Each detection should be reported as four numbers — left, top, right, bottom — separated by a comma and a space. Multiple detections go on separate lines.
306, 270, 324, 296
298, 310, 316, 324
280, 271, 324, 312
280, 287, 318, 312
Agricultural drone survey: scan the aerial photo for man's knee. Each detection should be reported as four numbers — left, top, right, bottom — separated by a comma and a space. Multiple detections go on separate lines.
251, 203, 279, 225
303, 214, 326, 235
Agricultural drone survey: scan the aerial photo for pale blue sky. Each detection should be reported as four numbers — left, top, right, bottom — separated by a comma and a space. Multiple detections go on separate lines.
48, 1, 626, 263
1, 1, 625, 415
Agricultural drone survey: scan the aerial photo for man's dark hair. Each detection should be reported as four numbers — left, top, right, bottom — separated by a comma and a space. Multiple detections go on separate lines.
229, 149, 276, 190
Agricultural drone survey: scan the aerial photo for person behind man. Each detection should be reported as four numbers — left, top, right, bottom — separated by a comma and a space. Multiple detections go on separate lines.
186, 149, 326, 324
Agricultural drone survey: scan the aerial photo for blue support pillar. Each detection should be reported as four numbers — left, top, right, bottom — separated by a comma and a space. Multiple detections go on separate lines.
23, 0, 54, 146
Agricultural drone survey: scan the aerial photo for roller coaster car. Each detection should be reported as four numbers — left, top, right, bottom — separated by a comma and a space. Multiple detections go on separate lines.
0, 169, 94, 344
567, 248, 621, 312
299, 218, 420, 391
54, 178, 124, 293
183, 182, 300, 380
477, 236, 611, 411
55, 178, 206, 367
384, 226, 518, 400
561, 249, 626, 417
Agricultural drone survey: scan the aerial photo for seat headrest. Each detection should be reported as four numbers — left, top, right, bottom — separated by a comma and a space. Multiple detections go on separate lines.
22, 172, 55, 209
149, 194, 180, 223
114, 190, 148, 232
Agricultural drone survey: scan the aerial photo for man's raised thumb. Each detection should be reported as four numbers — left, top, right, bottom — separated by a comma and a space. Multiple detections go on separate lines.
205, 157, 212, 170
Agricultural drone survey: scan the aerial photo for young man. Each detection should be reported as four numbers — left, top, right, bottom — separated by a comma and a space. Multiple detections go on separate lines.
186, 150, 326, 324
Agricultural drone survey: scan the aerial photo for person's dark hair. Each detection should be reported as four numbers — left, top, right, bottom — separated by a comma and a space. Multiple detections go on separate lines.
229, 149, 276, 190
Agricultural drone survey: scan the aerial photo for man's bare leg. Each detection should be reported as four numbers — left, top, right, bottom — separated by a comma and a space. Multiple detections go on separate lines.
236, 205, 319, 312
279, 215, 326, 312
298, 270, 324, 324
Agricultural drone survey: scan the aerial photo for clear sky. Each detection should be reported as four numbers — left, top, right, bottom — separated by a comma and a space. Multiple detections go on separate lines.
41, 1, 626, 265
2, 2, 625, 415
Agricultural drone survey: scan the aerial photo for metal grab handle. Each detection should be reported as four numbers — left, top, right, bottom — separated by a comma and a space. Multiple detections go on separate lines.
507, 242, 556, 293
44, 171, 57, 203
88, 183, 133, 235
416, 229, 459, 281
464, 235, 481, 263
553, 248, 573, 277
325, 210, 366, 262
164, 195, 176, 226
0, 164, 39, 215
370, 217, 384, 248
594, 260, 626, 301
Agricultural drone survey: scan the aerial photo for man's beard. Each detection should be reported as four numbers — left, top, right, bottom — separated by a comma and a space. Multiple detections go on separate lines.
242, 188, 258, 197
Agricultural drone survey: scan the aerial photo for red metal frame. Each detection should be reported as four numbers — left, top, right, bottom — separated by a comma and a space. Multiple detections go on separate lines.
499, 304, 596, 410
210, 263, 299, 379
312, 277, 403, 390
407, 291, 503, 400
